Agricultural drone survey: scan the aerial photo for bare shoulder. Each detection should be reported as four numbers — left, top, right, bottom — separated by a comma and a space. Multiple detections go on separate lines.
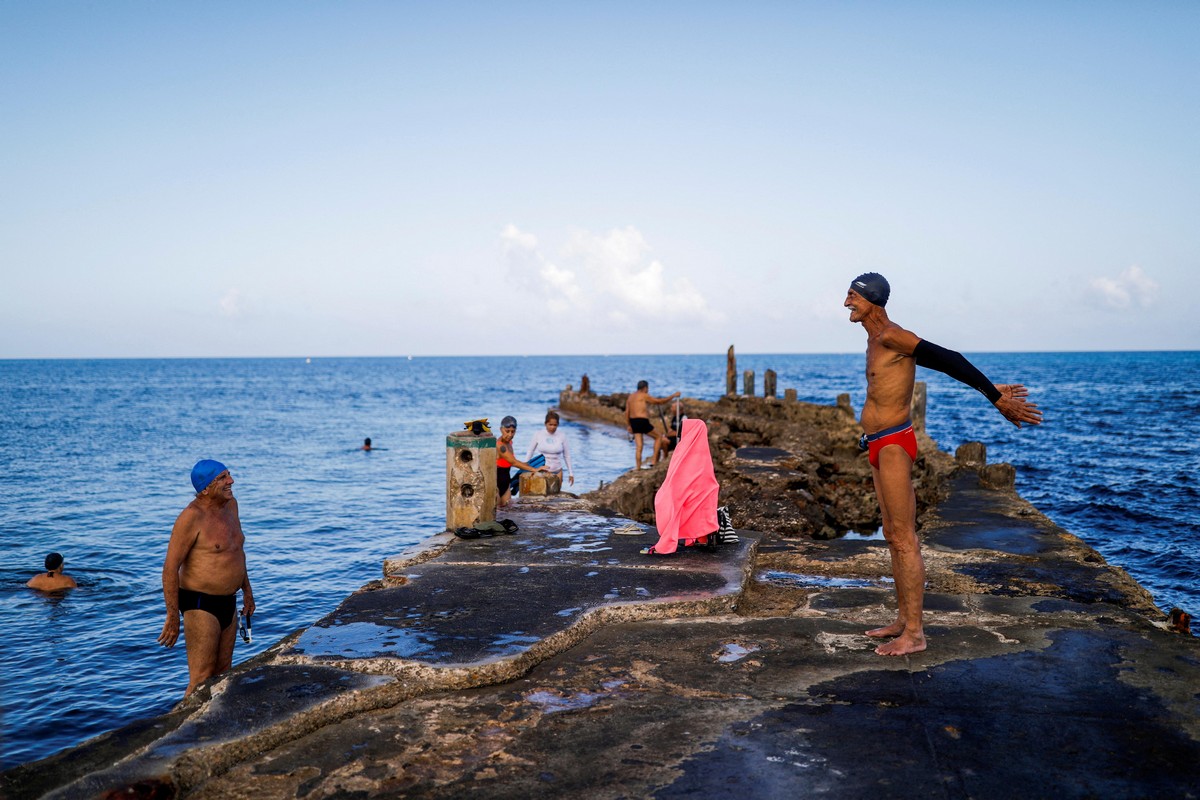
174, 502, 200, 525
170, 502, 204, 540
878, 321, 920, 354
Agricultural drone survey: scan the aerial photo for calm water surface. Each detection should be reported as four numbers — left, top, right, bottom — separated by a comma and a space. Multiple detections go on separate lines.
2, 352, 1197, 767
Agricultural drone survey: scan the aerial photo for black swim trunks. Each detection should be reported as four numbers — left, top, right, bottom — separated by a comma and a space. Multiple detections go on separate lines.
630, 417, 654, 435
178, 588, 237, 630
497, 466, 512, 496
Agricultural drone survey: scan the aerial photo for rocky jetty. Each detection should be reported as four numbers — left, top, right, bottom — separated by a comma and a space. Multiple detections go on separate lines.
4, 385, 1196, 799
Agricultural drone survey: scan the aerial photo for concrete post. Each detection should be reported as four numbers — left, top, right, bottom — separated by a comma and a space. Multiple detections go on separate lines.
519, 471, 563, 496
726, 346, 737, 396
764, 369, 777, 398
912, 381, 927, 433
743, 370, 755, 396
837, 393, 855, 419
446, 431, 496, 530
955, 441, 987, 468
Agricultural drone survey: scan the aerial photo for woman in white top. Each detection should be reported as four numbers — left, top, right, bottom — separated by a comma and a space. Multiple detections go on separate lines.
526, 410, 574, 486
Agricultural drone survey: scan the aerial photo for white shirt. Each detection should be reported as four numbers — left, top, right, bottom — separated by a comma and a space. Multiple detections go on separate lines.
527, 428, 573, 476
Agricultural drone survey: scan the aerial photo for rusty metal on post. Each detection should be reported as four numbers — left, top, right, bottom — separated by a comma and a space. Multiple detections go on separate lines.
764, 369, 777, 398
726, 346, 737, 396
446, 431, 496, 530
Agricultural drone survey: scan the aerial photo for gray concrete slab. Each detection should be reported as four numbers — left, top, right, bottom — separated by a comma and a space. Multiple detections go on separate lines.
29, 665, 393, 800
281, 508, 758, 672
188, 600, 1200, 799
6, 471, 1196, 800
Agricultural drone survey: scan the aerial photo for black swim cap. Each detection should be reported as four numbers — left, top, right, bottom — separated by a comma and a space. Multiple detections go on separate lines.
850, 272, 890, 307
45, 552, 63, 571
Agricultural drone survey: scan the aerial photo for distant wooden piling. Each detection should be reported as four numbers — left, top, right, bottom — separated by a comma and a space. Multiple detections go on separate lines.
726, 346, 737, 396
764, 369, 777, 398
446, 431, 496, 530
743, 370, 755, 396
784, 388, 797, 403
912, 381, 927, 433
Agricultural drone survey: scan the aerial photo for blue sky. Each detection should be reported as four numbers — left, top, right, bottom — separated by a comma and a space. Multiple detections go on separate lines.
3, 2, 1197, 357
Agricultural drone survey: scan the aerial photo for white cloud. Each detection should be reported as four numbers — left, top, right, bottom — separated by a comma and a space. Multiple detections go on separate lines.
500, 223, 538, 252
219, 289, 241, 317
1089, 265, 1158, 309
501, 224, 722, 325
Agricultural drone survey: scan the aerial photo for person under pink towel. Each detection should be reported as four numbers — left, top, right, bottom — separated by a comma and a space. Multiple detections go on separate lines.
644, 418, 719, 555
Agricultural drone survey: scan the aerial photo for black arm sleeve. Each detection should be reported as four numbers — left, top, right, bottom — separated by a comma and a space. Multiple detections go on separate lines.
912, 339, 1002, 403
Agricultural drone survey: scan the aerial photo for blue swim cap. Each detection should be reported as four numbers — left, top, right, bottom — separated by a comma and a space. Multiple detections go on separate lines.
850, 272, 890, 307
191, 459, 228, 493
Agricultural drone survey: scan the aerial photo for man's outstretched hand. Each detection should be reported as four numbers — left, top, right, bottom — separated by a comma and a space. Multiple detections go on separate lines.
994, 384, 1043, 428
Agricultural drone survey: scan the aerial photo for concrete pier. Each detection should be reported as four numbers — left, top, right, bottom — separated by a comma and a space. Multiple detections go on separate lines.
6, 391, 1198, 799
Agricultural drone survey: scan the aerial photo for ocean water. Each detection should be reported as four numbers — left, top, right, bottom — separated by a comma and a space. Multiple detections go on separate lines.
2, 352, 1197, 768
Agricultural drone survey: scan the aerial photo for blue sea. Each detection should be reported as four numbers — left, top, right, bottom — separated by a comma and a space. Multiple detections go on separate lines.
2, 352, 1197, 768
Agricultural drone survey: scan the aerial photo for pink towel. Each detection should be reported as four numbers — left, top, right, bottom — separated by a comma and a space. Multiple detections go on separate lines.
651, 418, 719, 554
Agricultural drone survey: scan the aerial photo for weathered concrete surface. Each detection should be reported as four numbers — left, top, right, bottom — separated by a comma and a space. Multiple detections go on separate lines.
276, 506, 758, 688
5, 393, 1198, 799
180, 472, 1200, 800
1, 501, 759, 800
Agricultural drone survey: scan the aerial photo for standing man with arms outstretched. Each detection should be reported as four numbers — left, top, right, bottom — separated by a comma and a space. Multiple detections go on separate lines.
625, 380, 680, 469
846, 273, 1042, 655
158, 459, 255, 696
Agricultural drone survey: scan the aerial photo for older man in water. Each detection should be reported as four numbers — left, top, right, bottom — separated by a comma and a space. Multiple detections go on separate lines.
158, 459, 255, 696
846, 273, 1042, 655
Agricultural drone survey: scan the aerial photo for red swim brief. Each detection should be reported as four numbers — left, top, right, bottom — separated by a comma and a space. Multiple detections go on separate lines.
866, 421, 918, 469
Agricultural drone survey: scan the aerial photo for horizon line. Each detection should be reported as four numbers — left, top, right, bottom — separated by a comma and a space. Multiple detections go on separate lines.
1, 347, 1198, 362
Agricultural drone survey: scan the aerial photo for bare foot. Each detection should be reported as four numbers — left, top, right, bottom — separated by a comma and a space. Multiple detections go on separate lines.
874, 632, 927, 656
866, 620, 906, 639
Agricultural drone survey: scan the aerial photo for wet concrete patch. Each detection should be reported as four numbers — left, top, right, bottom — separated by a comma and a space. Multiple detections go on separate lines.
437, 509, 755, 569
148, 665, 392, 759
665, 628, 1200, 798
957, 559, 1131, 605
807, 587, 893, 611
929, 522, 1062, 555
735, 446, 794, 462
757, 570, 888, 590
288, 562, 742, 665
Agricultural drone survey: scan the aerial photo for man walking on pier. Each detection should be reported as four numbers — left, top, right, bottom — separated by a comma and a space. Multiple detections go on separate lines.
625, 380, 681, 469
846, 273, 1041, 655
158, 459, 256, 696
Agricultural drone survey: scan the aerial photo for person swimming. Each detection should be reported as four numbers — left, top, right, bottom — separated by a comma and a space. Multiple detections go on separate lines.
27, 552, 77, 592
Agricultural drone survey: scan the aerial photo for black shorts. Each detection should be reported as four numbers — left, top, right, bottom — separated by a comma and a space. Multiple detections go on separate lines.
178, 588, 237, 630
497, 466, 512, 495
630, 418, 654, 435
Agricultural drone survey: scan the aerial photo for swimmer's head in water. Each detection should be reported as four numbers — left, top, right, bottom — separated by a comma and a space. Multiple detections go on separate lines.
45, 552, 64, 571
364, 437, 371, 446
849, 272, 890, 307
500, 415, 517, 430
191, 459, 228, 493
